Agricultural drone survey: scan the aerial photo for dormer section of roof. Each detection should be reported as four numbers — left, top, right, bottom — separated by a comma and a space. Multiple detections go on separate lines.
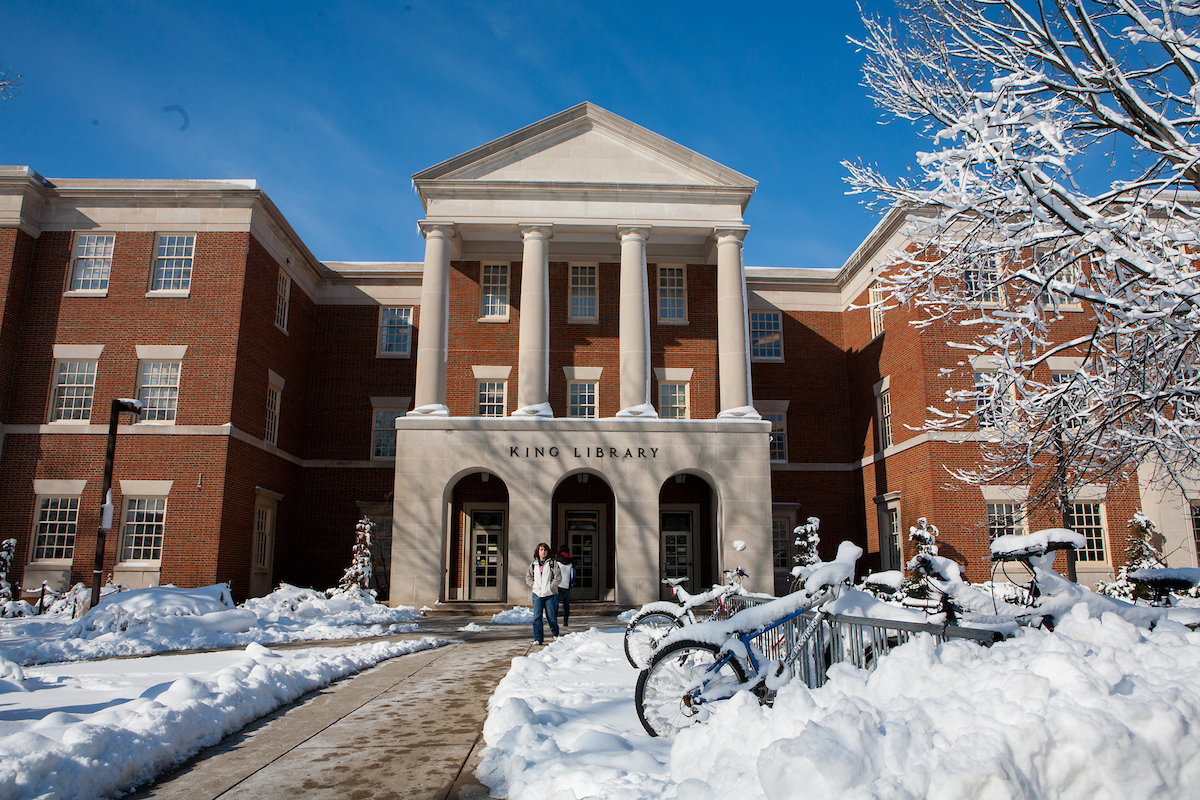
412, 102, 757, 263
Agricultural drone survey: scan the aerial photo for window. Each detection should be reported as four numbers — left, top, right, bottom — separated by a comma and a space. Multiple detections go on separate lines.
138, 361, 181, 422
152, 234, 195, 292
568, 381, 598, 418
750, 311, 783, 360
882, 506, 901, 570
869, 281, 885, 338
660, 382, 689, 419
253, 503, 274, 569
772, 518, 791, 569
477, 381, 506, 417
658, 266, 687, 323
877, 390, 893, 449
69, 234, 115, 292
974, 370, 1011, 428
987, 502, 1025, 540
372, 409, 404, 459
377, 307, 413, 357
1051, 371, 1084, 430
965, 257, 1002, 304
569, 264, 598, 322
50, 361, 97, 421
1072, 502, 1108, 562
1191, 504, 1200, 564
1037, 247, 1089, 309
265, 382, 281, 445
32, 497, 79, 561
275, 270, 291, 332
480, 263, 509, 319
765, 412, 787, 461
121, 497, 167, 562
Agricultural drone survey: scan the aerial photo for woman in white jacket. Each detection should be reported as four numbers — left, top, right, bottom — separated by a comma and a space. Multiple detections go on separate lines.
524, 542, 562, 644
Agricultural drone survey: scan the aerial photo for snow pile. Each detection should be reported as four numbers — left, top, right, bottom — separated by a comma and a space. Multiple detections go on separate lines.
479, 610, 1200, 799
0, 583, 424, 665
491, 606, 536, 624
0, 638, 445, 800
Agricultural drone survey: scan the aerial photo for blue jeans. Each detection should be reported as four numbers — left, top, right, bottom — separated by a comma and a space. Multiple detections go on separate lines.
558, 588, 570, 622
532, 593, 560, 643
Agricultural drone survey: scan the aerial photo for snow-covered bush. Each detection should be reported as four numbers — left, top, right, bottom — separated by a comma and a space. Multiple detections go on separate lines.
792, 517, 820, 568
338, 517, 374, 593
1097, 512, 1170, 602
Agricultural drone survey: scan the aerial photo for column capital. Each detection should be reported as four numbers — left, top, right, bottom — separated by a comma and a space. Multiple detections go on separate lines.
713, 226, 750, 244
616, 225, 651, 242
417, 220, 455, 239
519, 223, 553, 241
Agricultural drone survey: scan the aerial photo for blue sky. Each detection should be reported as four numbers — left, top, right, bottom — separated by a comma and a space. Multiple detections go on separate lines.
0, 1, 921, 270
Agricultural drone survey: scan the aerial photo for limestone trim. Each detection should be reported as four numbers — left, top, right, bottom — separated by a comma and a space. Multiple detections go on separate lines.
563, 367, 603, 381
267, 369, 286, 390
52, 344, 104, 360
119, 479, 175, 495
872, 376, 890, 396
136, 345, 188, 360
472, 365, 513, 380
33, 479, 88, 495
653, 368, 694, 382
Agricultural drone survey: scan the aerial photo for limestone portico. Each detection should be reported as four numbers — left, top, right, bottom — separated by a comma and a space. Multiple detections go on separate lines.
390, 103, 774, 607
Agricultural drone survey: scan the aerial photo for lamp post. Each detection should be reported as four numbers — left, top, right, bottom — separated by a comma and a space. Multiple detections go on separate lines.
90, 398, 144, 609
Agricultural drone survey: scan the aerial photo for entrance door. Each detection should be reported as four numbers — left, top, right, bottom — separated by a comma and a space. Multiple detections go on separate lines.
660, 510, 694, 600
565, 509, 600, 601
469, 509, 505, 601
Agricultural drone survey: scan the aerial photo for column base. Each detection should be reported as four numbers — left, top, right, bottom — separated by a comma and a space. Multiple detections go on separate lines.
511, 402, 554, 418
717, 405, 762, 420
408, 404, 450, 417
616, 403, 659, 418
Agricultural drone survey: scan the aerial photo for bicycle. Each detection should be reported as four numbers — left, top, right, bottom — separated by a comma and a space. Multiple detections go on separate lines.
623, 567, 753, 668
635, 541, 861, 737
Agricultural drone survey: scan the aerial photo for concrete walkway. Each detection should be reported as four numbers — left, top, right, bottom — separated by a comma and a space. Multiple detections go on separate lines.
130, 615, 618, 800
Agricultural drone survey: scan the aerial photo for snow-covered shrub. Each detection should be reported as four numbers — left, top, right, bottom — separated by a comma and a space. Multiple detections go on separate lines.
338, 517, 374, 593
792, 517, 821, 568
1097, 511, 1169, 602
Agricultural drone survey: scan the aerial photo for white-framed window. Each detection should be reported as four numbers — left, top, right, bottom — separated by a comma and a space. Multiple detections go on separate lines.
137, 361, 181, 422
973, 369, 1012, 428
31, 496, 79, 561
377, 307, 413, 357
1072, 501, 1108, 563
1051, 371, 1084, 430
253, 501, 275, 569
750, 310, 783, 361
120, 497, 167, 563
772, 517, 791, 569
568, 381, 598, 418
50, 360, 97, 421
882, 506, 901, 570
569, 264, 598, 322
372, 408, 404, 459
986, 502, 1025, 540
877, 390, 893, 449
480, 263, 510, 320
151, 234, 195, 292
659, 382, 689, 419
477, 381, 506, 417
869, 281, 886, 338
275, 269, 291, 332
965, 257, 1003, 305
1190, 504, 1200, 564
658, 266, 687, 324
265, 381, 281, 445
69, 233, 115, 293
1036, 246, 1089, 310
765, 412, 787, 461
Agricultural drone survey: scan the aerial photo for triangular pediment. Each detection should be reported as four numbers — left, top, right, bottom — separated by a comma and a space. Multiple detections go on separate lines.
413, 102, 756, 190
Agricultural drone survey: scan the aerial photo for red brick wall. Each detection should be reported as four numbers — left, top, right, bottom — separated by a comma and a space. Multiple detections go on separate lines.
0, 228, 37, 422
650, 264, 718, 419
549, 263, 620, 416
447, 261, 521, 416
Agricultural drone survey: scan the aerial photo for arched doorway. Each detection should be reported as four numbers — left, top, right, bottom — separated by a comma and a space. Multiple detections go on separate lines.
551, 472, 615, 602
658, 473, 717, 600
447, 472, 510, 601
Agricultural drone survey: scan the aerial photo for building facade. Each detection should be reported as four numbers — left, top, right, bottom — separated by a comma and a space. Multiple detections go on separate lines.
1, 103, 1196, 608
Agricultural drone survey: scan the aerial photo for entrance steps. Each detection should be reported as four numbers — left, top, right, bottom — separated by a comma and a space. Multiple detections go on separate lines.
419, 601, 627, 617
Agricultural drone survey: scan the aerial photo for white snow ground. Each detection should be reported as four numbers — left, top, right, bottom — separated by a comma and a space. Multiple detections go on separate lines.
480, 609, 1200, 800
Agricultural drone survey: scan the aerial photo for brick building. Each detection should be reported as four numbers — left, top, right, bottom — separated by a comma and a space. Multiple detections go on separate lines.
1, 103, 1196, 607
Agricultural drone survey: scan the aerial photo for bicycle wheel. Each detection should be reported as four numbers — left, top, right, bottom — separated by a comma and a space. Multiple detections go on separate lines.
624, 610, 684, 668
635, 639, 748, 738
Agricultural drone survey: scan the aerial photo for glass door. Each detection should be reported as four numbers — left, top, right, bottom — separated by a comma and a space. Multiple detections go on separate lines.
469, 509, 505, 601
565, 509, 599, 601
660, 510, 693, 600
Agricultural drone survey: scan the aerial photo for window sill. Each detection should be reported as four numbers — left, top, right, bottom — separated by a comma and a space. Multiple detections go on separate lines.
752, 357, 785, 364
133, 420, 177, 427
477, 316, 510, 323
370, 456, 397, 462
28, 559, 73, 565
567, 318, 599, 325
46, 418, 92, 425
146, 290, 190, 299
657, 318, 689, 326
1044, 304, 1084, 313
64, 289, 108, 298
375, 351, 412, 360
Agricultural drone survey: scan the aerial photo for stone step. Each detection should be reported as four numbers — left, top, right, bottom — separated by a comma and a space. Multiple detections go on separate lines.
420, 601, 627, 617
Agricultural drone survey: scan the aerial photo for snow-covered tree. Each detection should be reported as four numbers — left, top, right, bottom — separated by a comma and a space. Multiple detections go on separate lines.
0, 538, 15, 603
908, 517, 940, 557
846, 0, 1200, 509
338, 517, 374, 593
792, 516, 822, 568
1097, 510, 1170, 599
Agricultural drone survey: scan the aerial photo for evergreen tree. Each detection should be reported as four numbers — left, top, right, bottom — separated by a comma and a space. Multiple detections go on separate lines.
339, 517, 374, 593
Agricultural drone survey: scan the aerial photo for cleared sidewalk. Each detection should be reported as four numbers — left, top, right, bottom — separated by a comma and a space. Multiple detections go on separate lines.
131, 615, 613, 800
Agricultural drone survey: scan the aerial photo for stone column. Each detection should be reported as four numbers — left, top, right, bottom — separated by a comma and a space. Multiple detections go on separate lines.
616, 226, 656, 417
513, 224, 554, 417
715, 227, 759, 419
410, 222, 454, 416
